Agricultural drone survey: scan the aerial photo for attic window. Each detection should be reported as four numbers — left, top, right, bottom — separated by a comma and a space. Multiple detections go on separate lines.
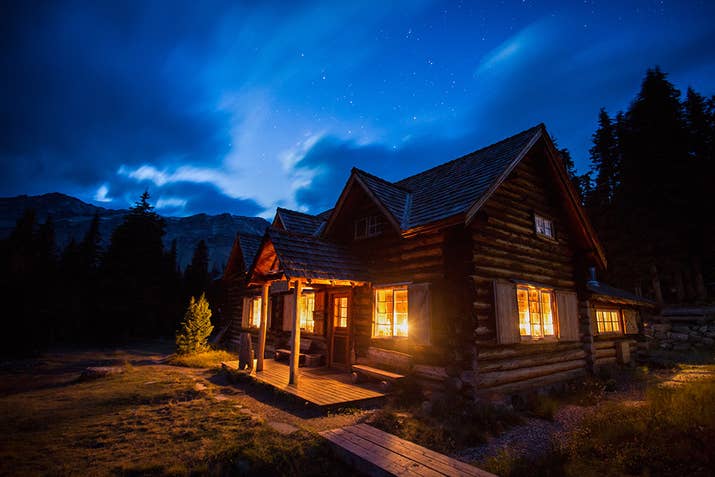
534, 214, 554, 239
354, 215, 384, 239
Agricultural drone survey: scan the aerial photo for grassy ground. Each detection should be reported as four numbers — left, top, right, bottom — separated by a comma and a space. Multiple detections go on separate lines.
480, 363, 715, 477
0, 345, 356, 476
168, 349, 235, 369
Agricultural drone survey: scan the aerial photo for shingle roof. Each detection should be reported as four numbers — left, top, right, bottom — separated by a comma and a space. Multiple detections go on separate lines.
237, 233, 263, 270
276, 207, 326, 235
394, 124, 543, 228
352, 168, 411, 228
586, 281, 658, 308
268, 228, 369, 282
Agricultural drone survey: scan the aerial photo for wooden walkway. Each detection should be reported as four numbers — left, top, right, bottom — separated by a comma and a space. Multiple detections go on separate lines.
222, 359, 386, 407
320, 424, 496, 477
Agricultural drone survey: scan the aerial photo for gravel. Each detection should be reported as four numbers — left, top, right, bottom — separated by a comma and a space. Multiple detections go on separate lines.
454, 404, 593, 464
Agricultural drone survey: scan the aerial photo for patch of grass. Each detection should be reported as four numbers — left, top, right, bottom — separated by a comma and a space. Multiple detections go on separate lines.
0, 355, 350, 476
169, 349, 235, 369
369, 394, 522, 453
561, 376, 715, 476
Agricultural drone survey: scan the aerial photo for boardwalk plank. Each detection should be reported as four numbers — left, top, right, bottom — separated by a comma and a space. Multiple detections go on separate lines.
320, 425, 497, 477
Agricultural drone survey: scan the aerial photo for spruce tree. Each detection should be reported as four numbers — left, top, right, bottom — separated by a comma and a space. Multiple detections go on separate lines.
176, 294, 213, 355
185, 239, 210, 299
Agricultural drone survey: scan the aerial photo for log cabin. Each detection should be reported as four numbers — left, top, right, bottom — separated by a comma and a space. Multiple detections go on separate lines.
224, 123, 656, 397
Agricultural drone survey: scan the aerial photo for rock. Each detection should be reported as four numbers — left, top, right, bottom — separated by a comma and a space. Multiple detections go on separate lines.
668, 332, 689, 341
701, 337, 714, 346
79, 366, 124, 381
266, 421, 299, 435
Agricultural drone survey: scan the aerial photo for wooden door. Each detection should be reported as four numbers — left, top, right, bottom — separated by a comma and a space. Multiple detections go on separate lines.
329, 292, 350, 369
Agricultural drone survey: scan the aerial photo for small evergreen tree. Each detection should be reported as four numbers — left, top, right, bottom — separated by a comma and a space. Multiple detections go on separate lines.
176, 294, 213, 355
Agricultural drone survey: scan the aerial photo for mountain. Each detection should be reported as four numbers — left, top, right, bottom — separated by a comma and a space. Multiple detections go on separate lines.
0, 193, 269, 271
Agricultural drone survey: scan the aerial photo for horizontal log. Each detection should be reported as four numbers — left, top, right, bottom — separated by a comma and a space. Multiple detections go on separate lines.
479, 348, 587, 373
593, 340, 615, 349
486, 215, 536, 236
477, 368, 587, 395
472, 254, 574, 282
413, 364, 448, 381
473, 240, 574, 269
477, 341, 582, 360
594, 356, 617, 367
594, 348, 616, 359
472, 268, 575, 289
477, 359, 587, 387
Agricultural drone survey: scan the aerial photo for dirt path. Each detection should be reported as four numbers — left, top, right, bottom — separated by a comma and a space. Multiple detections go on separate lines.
0, 342, 376, 435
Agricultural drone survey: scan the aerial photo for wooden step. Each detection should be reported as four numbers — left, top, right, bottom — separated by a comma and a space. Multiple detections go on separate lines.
320, 424, 495, 477
352, 364, 405, 382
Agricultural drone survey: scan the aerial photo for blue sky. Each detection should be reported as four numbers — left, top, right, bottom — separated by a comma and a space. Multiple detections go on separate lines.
2, 0, 714, 217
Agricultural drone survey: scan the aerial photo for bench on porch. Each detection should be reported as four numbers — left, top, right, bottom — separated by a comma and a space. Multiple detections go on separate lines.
351, 347, 412, 389
274, 338, 323, 367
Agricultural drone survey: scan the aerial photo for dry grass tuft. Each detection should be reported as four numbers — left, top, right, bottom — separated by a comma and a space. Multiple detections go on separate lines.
168, 349, 235, 369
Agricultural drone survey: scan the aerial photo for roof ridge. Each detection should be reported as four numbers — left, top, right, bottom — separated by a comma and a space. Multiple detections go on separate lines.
351, 167, 412, 192
276, 206, 320, 219
394, 123, 544, 186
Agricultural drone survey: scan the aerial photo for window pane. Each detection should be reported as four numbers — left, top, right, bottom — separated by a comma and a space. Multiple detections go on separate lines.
541, 291, 555, 336
394, 290, 408, 337
299, 293, 315, 332
517, 288, 530, 336
251, 297, 262, 328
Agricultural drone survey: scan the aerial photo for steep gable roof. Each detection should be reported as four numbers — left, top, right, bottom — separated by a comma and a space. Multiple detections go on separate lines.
320, 123, 606, 268
397, 124, 542, 228
273, 207, 326, 235
250, 228, 369, 284
223, 232, 264, 279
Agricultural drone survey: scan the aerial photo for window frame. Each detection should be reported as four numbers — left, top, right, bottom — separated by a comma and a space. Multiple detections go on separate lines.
534, 213, 555, 240
372, 286, 408, 339
595, 308, 623, 335
516, 284, 558, 342
354, 215, 384, 239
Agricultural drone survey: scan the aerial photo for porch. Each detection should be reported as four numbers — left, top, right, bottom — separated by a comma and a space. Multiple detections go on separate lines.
223, 359, 387, 407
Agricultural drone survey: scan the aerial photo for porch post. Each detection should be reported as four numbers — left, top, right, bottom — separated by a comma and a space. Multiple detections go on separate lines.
256, 282, 270, 372
289, 279, 303, 385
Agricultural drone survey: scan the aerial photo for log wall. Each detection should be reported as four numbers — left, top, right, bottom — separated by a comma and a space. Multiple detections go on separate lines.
468, 151, 593, 393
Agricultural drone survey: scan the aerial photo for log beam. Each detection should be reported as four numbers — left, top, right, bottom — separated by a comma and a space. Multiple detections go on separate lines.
289, 279, 303, 385
256, 282, 270, 372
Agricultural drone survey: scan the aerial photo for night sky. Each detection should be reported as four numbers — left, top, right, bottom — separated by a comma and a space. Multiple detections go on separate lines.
2, 1, 714, 217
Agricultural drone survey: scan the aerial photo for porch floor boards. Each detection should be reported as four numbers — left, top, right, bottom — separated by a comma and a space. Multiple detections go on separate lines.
320, 424, 496, 477
223, 359, 387, 407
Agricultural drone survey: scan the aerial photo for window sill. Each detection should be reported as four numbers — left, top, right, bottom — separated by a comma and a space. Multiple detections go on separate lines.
519, 336, 558, 344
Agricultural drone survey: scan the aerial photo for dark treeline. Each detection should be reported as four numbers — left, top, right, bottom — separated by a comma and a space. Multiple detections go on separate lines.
0, 192, 225, 356
572, 67, 715, 304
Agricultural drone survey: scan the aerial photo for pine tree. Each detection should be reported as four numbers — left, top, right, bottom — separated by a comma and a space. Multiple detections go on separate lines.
176, 294, 213, 355
103, 191, 167, 338
588, 108, 620, 210
184, 239, 209, 299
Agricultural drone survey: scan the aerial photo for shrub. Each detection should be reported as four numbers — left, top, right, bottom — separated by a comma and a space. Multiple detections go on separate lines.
175, 294, 213, 355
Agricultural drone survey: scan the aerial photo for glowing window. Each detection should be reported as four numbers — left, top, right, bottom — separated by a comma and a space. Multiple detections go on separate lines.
596, 309, 621, 334
373, 288, 408, 337
299, 293, 315, 333
534, 214, 554, 239
334, 296, 348, 328
517, 285, 555, 339
250, 296, 262, 328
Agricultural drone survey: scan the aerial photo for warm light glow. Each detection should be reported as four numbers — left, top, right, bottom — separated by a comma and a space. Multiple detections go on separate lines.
299, 292, 315, 332
517, 285, 555, 339
373, 287, 408, 337
596, 309, 621, 333
334, 296, 348, 328
250, 296, 262, 328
